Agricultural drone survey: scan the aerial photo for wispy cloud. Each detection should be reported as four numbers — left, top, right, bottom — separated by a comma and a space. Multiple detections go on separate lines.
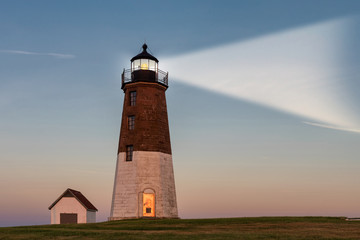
0, 50, 75, 59
303, 121, 360, 134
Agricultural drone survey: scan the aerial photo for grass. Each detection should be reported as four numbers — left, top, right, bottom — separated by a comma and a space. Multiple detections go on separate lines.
1, 217, 360, 240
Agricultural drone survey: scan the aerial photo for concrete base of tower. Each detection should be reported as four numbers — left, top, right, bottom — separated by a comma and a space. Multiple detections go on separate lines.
107, 217, 138, 221
108, 216, 180, 221
109, 151, 178, 220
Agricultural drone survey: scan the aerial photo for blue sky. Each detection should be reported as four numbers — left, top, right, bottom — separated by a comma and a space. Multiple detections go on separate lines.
1, 0, 360, 227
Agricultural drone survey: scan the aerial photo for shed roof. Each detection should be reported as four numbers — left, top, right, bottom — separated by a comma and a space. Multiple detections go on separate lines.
48, 188, 98, 211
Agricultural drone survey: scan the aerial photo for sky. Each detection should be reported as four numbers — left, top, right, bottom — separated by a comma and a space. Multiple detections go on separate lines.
0, 0, 360, 227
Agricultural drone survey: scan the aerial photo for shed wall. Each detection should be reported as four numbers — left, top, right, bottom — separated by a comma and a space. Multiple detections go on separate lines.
51, 197, 87, 224
87, 211, 96, 223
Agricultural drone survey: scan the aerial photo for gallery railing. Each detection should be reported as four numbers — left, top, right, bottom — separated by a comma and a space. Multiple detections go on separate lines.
121, 68, 168, 88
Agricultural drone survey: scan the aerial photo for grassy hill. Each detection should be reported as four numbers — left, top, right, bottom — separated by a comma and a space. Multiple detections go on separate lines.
1, 217, 360, 240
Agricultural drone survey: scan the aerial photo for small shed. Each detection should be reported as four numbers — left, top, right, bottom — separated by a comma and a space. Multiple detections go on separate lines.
49, 188, 98, 224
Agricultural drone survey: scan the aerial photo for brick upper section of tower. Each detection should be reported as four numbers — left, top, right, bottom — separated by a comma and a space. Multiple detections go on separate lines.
118, 82, 172, 155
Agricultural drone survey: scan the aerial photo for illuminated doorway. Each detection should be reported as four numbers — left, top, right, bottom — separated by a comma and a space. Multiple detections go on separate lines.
143, 193, 155, 217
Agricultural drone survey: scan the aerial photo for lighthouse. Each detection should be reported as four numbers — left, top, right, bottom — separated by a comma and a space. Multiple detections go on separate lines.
109, 44, 178, 220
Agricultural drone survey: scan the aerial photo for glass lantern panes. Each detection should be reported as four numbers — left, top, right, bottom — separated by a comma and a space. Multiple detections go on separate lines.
140, 59, 149, 70
132, 59, 141, 71
149, 60, 157, 72
132, 59, 157, 72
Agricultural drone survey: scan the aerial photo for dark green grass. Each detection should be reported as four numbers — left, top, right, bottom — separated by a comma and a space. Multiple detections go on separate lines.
1, 217, 360, 240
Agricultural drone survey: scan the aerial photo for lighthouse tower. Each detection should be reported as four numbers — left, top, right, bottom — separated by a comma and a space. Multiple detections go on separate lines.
109, 44, 178, 220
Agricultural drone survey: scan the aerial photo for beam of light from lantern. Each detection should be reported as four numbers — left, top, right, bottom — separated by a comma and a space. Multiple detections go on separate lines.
162, 16, 360, 134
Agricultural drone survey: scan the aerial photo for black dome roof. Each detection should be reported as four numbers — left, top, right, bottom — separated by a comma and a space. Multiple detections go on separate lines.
130, 44, 158, 62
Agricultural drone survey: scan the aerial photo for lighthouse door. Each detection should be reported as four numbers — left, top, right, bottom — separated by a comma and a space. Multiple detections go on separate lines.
143, 193, 155, 217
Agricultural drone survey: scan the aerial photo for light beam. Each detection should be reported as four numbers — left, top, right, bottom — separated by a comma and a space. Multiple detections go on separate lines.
162, 17, 360, 133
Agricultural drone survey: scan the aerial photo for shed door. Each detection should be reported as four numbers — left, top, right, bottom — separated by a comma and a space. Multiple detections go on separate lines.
60, 213, 78, 224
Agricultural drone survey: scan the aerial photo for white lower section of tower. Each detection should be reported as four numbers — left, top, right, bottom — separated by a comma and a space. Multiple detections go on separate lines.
109, 151, 178, 220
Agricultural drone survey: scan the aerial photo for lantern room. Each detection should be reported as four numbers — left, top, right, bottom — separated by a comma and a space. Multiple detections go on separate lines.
131, 44, 158, 72
121, 44, 168, 89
